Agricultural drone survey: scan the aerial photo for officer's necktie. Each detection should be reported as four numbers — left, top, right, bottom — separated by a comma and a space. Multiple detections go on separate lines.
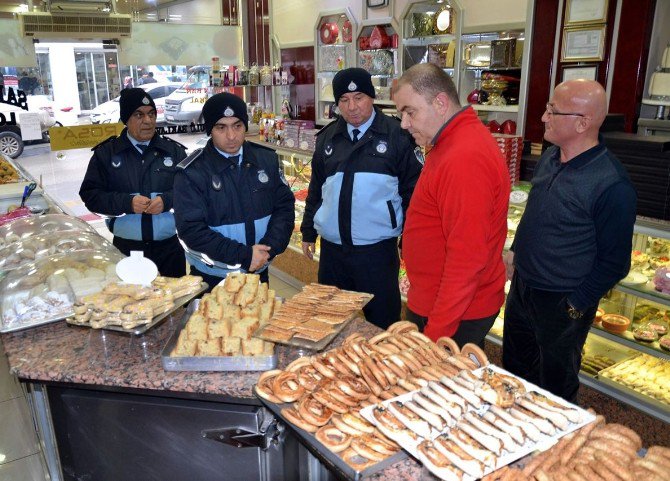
137, 144, 148, 153
229, 155, 241, 179
352, 129, 360, 143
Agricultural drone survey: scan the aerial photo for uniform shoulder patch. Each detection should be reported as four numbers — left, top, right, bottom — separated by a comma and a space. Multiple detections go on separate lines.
91, 135, 116, 151
162, 136, 187, 150
177, 148, 204, 169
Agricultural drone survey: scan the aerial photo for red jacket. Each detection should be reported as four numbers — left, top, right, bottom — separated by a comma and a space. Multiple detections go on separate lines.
403, 107, 510, 340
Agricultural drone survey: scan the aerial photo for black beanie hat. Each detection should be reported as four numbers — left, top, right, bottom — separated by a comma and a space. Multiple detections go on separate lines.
332, 67, 376, 104
202, 93, 248, 136
119, 88, 156, 124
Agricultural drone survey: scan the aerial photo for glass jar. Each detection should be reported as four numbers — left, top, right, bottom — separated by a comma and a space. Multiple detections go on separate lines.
237, 63, 249, 86
249, 63, 260, 86
260, 64, 273, 86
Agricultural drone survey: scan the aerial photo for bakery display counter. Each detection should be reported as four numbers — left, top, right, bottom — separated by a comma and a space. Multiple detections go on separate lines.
1, 311, 427, 480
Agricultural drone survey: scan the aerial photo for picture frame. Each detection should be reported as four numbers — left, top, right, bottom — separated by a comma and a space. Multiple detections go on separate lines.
561, 25, 606, 62
366, 0, 388, 8
565, 0, 609, 26
562, 64, 598, 82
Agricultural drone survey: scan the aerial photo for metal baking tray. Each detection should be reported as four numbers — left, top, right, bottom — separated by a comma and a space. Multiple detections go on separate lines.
161, 298, 277, 371
256, 392, 407, 481
66, 282, 208, 336
253, 315, 355, 352
359, 365, 596, 481
254, 292, 372, 352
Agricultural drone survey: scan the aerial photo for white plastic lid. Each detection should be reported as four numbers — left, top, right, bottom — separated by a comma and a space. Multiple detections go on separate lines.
115, 251, 158, 286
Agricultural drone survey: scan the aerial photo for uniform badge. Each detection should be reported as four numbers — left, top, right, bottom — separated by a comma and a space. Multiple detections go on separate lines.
376, 141, 388, 154
212, 175, 222, 191
348, 81, 357, 91
142, 96, 150, 105
324, 144, 333, 156
414, 146, 425, 166
258, 170, 269, 183
163, 157, 173, 167
224, 106, 234, 117
278, 167, 288, 186
111, 160, 121, 168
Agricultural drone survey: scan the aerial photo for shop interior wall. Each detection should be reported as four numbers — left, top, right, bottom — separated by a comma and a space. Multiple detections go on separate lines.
270, 0, 528, 47
639, 0, 670, 121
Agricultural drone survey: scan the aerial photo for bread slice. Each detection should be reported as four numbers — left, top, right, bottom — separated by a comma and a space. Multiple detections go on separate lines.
257, 282, 269, 303
234, 277, 259, 306
215, 287, 237, 306
224, 272, 246, 293
196, 338, 221, 356
262, 341, 275, 355
207, 318, 231, 338
241, 302, 261, 319
221, 336, 241, 356
241, 338, 264, 356
259, 297, 275, 324
202, 298, 224, 320
231, 318, 260, 340
186, 313, 208, 341
259, 325, 294, 342
172, 337, 197, 357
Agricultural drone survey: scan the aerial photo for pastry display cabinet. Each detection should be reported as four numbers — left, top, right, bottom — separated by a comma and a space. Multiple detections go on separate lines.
493, 196, 670, 423
314, 9, 358, 126
400, 0, 462, 86
356, 18, 400, 114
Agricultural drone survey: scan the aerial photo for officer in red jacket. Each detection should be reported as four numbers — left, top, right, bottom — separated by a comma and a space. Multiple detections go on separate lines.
393, 63, 510, 348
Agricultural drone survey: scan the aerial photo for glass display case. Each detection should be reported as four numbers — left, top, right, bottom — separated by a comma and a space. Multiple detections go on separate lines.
459, 29, 527, 135
494, 198, 670, 422
400, 0, 462, 86
0, 249, 124, 333
314, 9, 357, 125
356, 18, 400, 113
0, 214, 95, 248
0, 230, 116, 274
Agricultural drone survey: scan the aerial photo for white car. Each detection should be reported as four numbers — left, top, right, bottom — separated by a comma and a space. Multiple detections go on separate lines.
0, 94, 57, 159
90, 82, 182, 125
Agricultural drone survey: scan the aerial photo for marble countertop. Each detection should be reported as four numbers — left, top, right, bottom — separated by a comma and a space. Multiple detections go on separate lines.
0, 310, 425, 479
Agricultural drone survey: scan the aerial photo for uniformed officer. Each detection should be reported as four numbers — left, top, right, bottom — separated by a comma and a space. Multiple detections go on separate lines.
173, 93, 294, 290
79, 88, 187, 277
300, 68, 422, 329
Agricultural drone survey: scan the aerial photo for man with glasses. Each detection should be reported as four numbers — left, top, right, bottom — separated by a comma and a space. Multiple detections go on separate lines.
80, 88, 187, 277
173, 93, 294, 290
393, 63, 510, 347
503, 79, 637, 402
300, 68, 421, 328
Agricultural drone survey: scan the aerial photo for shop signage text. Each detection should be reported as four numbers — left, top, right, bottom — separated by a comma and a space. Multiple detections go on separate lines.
49, 123, 125, 151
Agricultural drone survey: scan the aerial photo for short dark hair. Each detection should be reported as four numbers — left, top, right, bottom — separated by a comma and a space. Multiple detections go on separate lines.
395, 63, 460, 105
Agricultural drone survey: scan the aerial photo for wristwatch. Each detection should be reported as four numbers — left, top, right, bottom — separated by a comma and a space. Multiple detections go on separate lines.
566, 300, 583, 320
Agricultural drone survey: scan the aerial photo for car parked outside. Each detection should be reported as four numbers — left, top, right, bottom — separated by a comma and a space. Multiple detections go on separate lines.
89, 82, 182, 125
0, 93, 57, 159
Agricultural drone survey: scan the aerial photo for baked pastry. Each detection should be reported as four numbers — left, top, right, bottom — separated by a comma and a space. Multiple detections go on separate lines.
221, 336, 241, 356
207, 318, 231, 338
660, 335, 670, 351
231, 318, 260, 340
241, 338, 265, 356
197, 338, 222, 356
224, 272, 247, 292
633, 325, 658, 342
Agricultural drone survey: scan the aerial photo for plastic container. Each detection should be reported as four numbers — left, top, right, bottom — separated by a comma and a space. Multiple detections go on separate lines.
0, 214, 94, 248
0, 230, 116, 274
0, 249, 125, 332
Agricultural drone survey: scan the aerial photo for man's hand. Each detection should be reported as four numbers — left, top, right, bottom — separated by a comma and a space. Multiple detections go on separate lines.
249, 244, 271, 272
302, 242, 316, 260
131, 195, 151, 214
504, 250, 515, 280
144, 196, 164, 215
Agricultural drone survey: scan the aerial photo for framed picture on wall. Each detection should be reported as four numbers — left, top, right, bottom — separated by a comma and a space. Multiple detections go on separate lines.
565, 0, 608, 26
562, 65, 598, 82
561, 25, 606, 62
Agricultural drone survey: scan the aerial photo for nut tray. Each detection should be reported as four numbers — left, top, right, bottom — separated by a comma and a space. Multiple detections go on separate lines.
161, 299, 277, 371
67, 282, 208, 336
359, 364, 596, 481
256, 390, 407, 480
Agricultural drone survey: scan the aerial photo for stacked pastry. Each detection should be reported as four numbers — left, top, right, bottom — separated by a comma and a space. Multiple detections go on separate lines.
254, 321, 494, 473
171, 272, 277, 357
69, 275, 203, 330
485, 416, 668, 481
257, 283, 372, 344
600, 354, 670, 405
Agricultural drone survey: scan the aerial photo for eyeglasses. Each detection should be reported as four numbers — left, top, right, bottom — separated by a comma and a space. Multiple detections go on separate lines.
131, 111, 157, 121
545, 103, 586, 118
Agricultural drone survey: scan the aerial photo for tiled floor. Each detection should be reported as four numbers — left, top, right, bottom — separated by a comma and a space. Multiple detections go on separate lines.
0, 134, 302, 480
